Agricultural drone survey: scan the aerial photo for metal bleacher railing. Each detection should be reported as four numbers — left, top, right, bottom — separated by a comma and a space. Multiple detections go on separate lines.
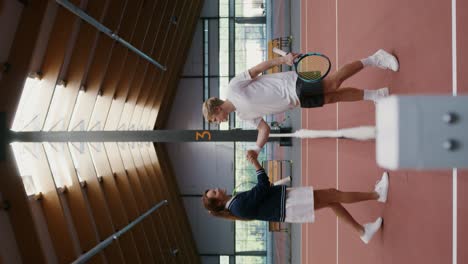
72, 200, 168, 264
55, 0, 167, 71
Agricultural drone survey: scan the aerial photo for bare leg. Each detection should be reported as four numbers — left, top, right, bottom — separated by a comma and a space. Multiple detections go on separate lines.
334, 190, 378, 203
328, 61, 364, 84
322, 61, 364, 93
313, 189, 377, 236
329, 203, 364, 235
323, 88, 364, 104
314, 188, 378, 209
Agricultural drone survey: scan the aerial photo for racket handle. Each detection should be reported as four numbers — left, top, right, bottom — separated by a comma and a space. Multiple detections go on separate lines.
273, 176, 291, 186
272, 47, 288, 56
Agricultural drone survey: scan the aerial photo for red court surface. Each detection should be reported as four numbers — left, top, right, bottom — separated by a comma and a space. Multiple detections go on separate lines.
300, 0, 467, 263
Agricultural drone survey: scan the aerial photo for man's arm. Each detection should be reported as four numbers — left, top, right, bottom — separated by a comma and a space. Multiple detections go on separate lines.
248, 53, 299, 79
246, 119, 270, 160
255, 119, 270, 150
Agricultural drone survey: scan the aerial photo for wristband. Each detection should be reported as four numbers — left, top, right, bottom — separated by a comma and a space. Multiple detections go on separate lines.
250, 145, 262, 153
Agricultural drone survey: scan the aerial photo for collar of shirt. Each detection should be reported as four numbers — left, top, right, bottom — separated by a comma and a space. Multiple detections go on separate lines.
225, 196, 235, 209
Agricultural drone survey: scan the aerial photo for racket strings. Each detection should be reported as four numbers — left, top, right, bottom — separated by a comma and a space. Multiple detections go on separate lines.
297, 55, 330, 81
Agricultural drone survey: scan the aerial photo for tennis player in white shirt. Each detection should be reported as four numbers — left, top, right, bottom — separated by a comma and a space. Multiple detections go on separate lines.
202, 49, 398, 159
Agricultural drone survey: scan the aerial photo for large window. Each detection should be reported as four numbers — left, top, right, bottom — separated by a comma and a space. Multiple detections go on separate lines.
217, 0, 269, 263
232, 18, 268, 261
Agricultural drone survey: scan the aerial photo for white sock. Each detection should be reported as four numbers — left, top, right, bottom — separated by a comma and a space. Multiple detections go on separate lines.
361, 56, 374, 67
363, 89, 377, 101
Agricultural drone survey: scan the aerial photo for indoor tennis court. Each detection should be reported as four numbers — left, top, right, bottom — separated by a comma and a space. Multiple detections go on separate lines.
300, 0, 467, 263
0, 0, 467, 263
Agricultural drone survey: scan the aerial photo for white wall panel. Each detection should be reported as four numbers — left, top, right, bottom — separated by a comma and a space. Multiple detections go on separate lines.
182, 20, 203, 76
167, 142, 234, 194
183, 197, 234, 255
200, 0, 219, 17
166, 78, 203, 130
165, 0, 238, 256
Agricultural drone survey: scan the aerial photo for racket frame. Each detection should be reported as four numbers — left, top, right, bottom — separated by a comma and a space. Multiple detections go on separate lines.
294, 52, 332, 83
272, 47, 332, 83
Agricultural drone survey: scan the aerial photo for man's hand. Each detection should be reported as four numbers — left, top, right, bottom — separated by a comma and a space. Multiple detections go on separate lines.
248, 53, 299, 78
283, 52, 300, 66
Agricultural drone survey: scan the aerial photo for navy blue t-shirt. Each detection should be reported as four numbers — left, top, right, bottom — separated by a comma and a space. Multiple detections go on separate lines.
227, 168, 286, 222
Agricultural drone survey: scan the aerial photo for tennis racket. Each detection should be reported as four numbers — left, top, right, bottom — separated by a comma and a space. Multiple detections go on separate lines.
273, 47, 331, 83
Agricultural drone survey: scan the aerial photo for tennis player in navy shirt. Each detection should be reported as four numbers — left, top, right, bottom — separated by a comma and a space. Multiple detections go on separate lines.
202, 150, 390, 244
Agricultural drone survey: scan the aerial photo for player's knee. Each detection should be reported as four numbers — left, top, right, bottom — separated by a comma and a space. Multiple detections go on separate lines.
328, 202, 341, 210
324, 94, 339, 104
323, 79, 340, 92
325, 188, 339, 196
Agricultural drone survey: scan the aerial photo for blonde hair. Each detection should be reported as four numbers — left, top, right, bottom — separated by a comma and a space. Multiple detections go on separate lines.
202, 97, 224, 122
202, 190, 250, 221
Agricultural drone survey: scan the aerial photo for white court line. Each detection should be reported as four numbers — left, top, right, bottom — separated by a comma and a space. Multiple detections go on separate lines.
304, 1, 309, 264
330, 2, 458, 264
453, 169, 457, 264
335, 0, 339, 263
451, 0, 457, 262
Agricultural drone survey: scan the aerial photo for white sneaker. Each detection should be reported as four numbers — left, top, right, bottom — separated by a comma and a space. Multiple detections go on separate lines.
375, 172, 389, 202
371, 49, 399, 71
360, 217, 383, 244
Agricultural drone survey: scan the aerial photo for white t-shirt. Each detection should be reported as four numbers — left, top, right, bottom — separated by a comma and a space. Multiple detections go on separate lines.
226, 70, 300, 127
